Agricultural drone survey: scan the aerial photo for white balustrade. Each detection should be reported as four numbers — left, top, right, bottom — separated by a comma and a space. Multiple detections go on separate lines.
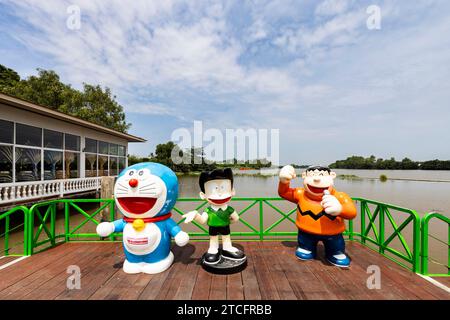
0, 177, 104, 205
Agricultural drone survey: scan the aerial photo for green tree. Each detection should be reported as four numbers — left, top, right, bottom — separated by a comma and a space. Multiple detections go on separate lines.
0, 65, 130, 133
0, 64, 20, 87
400, 157, 419, 170
77, 84, 129, 133
421, 160, 450, 170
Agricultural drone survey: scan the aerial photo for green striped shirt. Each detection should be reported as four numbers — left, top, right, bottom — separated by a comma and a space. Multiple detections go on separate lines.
205, 206, 235, 227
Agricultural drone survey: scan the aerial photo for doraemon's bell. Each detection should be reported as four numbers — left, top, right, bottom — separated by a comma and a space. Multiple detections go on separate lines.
132, 219, 145, 231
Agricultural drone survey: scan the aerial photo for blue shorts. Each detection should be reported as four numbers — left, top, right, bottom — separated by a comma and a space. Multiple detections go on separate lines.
297, 229, 345, 258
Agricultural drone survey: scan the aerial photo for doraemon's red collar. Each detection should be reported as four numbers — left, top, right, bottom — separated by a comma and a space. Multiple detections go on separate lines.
123, 213, 171, 223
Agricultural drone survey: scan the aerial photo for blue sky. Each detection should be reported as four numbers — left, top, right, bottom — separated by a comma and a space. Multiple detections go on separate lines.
1, 0, 449, 165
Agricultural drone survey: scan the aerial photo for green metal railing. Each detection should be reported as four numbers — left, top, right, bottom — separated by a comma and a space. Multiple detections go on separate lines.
0, 197, 448, 276
174, 198, 299, 239
29, 200, 58, 254
421, 212, 450, 276
0, 206, 29, 256
28, 198, 118, 254
352, 197, 420, 273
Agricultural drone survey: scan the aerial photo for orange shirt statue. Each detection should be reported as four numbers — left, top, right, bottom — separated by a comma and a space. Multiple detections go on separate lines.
278, 165, 356, 267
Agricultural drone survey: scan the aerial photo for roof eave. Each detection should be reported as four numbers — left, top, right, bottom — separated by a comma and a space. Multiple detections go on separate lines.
0, 93, 146, 143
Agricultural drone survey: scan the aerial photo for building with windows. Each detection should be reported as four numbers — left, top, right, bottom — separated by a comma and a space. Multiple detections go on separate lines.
0, 93, 145, 207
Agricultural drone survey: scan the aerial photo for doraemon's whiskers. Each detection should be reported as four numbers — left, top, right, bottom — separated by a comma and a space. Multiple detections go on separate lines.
139, 186, 156, 191
139, 192, 157, 196
141, 181, 156, 186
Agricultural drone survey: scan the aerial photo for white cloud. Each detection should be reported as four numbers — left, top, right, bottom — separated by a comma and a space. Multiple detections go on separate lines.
4, 0, 309, 118
273, 7, 365, 53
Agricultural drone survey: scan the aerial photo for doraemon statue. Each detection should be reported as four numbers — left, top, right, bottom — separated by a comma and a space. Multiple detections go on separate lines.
96, 162, 189, 274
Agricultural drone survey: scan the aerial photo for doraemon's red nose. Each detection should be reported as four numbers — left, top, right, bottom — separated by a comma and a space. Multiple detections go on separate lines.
129, 178, 138, 188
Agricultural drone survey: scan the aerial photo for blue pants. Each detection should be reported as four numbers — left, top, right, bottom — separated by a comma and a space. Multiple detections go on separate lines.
297, 230, 345, 258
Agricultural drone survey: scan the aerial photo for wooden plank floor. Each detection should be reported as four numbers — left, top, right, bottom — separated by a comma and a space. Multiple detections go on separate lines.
0, 241, 448, 300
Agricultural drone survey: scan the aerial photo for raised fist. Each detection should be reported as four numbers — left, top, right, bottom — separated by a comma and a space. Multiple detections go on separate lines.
279, 165, 296, 183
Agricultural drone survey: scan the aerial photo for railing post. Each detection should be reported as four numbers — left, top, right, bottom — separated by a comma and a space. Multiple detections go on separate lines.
5, 215, 10, 256
28, 207, 34, 255
410, 211, 420, 273
421, 215, 429, 275
259, 200, 264, 241
379, 205, 385, 254
50, 203, 56, 247
348, 219, 354, 241
23, 209, 28, 256
60, 180, 64, 197
360, 201, 366, 244
65, 201, 70, 243
109, 200, 116, 242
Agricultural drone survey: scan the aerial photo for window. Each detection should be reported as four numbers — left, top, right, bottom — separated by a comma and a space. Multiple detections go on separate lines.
44, 150, 63, 180
65, 134, 80, 151
64, 151, 80, 178
0, 119, 14, 144
109, 157, 118, 175
118, 157, 126, 174
85, 138, 97, 153
16, 123, 42, 147
85, 153, 97, 177
98, 155, 108, 176
15, 147, 41, 182
44, 129, 63, 149
0, 146, 13, 183
109, 143, 118, 155
118, 145, 126, 157
99, 141, 108, 154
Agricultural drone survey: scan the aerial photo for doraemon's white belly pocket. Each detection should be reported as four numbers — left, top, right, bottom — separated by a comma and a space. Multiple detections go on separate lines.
123, 223, 161, 255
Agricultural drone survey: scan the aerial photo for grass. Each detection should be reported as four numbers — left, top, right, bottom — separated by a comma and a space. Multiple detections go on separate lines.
337, 174, 362, 180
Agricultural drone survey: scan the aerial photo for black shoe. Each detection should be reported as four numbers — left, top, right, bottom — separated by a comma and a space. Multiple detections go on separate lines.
221, 249, 246, 261
203, 252, 221, 265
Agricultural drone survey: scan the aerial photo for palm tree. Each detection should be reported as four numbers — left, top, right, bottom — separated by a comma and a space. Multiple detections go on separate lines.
25, 148, 41, 180
45, 151, 62, 179
0, 146, 13, 182
65, 152, 75, 178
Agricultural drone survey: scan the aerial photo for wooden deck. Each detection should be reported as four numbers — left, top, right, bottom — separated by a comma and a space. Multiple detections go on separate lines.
0, 241, 448, 300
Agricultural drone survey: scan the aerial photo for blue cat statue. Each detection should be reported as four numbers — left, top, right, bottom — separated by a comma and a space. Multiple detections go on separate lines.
96, 162, 189, 274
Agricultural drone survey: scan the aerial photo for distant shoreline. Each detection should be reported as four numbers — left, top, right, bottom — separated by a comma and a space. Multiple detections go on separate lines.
175, 170, 450, 183
358, 177, 450, 183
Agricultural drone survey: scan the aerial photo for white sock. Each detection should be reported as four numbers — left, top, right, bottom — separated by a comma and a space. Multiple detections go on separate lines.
208, 236, 219, 254
222, 235, 237, 252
